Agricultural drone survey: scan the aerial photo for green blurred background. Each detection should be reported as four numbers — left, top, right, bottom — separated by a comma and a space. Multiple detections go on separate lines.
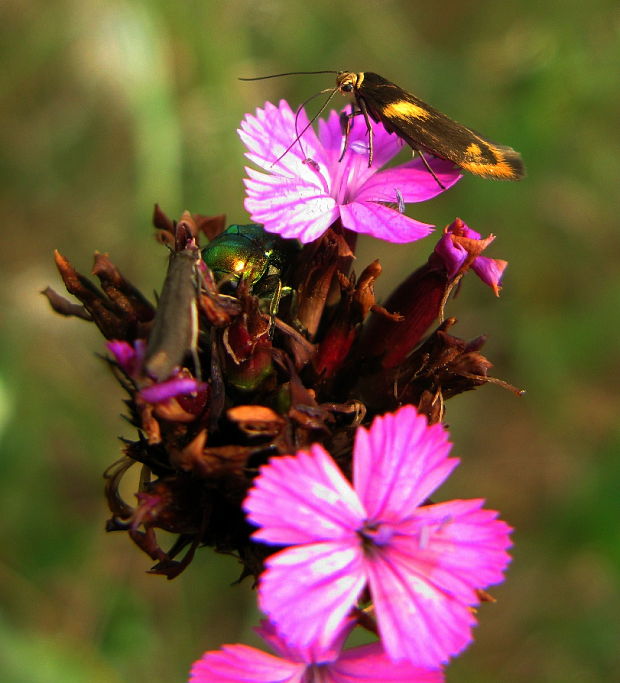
2, 0, 619, 680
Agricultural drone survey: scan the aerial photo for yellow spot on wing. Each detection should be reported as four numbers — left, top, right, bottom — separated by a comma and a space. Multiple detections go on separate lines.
465, 143, 483, 159
382, 100, 431, 121
461, 147, 517, 179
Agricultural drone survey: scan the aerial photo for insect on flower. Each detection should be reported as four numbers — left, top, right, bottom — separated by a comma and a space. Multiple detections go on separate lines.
201, 223, 297, 316
144, 242, 202, 382
239, 100, 462, 244
240, 70, 525, 188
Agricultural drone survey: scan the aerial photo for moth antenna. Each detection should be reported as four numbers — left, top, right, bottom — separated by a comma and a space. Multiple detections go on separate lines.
272, 87, 340, 167
291, 87, 338, 162
238, 70, 338, 81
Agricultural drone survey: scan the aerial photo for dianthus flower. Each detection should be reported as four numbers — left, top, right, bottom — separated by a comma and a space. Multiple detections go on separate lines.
244, 405, 512, 668
190, 619, 443, 683
239, 100, 462, 244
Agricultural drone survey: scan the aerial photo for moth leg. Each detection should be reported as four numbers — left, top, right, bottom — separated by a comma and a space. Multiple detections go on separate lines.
356, 96, 374, 167
413, 148, 446, 190
339, 104, 355, 135
338, 105, 364, 162
338, 98, 375, 166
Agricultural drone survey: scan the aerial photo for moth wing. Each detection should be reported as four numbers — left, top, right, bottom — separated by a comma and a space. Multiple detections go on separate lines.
358, 72, 524, 179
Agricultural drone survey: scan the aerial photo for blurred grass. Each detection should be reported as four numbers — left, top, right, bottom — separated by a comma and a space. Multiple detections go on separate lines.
2, 0, 620, 680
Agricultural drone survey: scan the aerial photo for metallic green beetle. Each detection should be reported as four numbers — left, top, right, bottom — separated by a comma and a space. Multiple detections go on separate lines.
201, 224, 296, 314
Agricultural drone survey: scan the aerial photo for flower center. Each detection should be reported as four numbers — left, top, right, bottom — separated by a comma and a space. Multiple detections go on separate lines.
358, 520, 395, 550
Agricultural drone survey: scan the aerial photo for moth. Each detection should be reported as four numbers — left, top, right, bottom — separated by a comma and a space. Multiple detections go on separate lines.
335, 71, 525, 183
240, 70, 525, 186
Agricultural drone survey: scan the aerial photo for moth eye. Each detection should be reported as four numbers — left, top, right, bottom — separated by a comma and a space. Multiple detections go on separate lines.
342, 83, 353, 92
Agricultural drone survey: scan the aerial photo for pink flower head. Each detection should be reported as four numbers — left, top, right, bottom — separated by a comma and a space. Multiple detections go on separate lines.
434, 217, 508, 295
190, 619, 443, 683
239, 100, 462, 244
244, 405, 512, 668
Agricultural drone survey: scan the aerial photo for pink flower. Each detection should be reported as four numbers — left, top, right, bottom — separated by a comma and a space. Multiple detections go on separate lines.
190, 619, 443, 683
434, 217, 508, 295
244, 406, 512, 668
239, 101, 462, 244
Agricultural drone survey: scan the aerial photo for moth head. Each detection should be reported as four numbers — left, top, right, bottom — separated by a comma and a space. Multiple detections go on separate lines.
336, 71, 363, 94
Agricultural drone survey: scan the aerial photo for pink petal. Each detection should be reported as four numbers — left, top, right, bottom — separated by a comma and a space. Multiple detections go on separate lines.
256, 618, 352, 665
190, 643, 304, 682
450, 220, 481, 240
106, 340, 135, 371
472, 256, 508, 294
409, 499, 513, 590
355, 158, 462, 204
362, 498, 512, 666
238, 100, 324, 177
244, 445, 366, 546
253, 619, 443, 682
244, 164, 327, 194
433, 233, 469, 278
353, 406, 457, 520
316, 109, 347, 159
258, 541, 366, 653
106, 339, 146, 376
364, 550, 476, 667
243, 168, 339, 243
332, 643, 444, 683
139, 377, 204, 403
339, 201, 434, 243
